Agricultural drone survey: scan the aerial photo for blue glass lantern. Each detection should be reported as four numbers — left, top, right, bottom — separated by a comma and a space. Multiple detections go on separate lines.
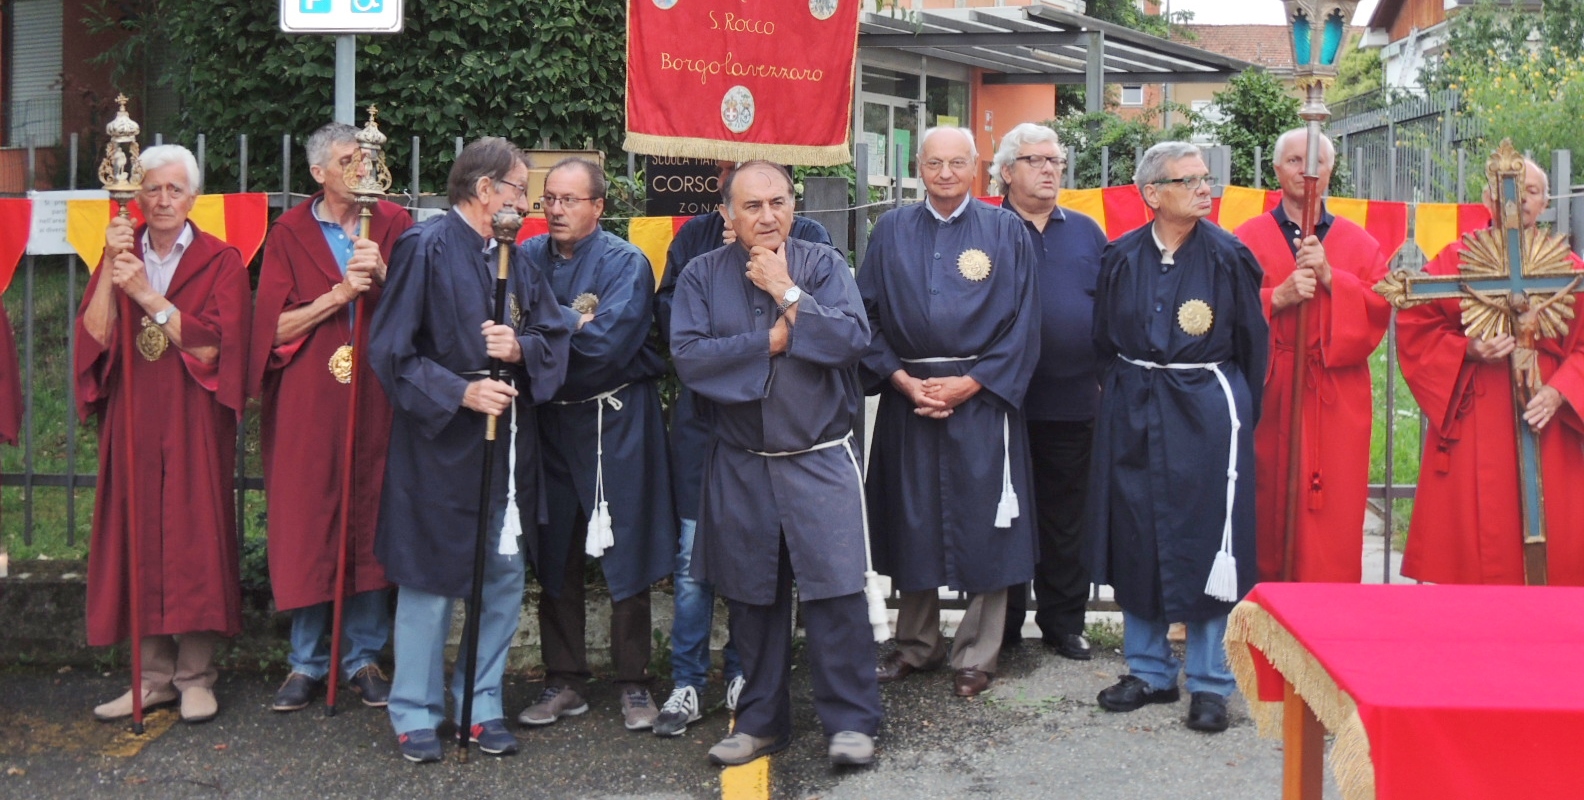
1281, 0, 1359, 84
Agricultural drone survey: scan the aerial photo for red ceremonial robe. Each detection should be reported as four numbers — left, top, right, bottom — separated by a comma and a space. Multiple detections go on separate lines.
1237, 211, 1390, 582
249, 196, 412, 611
1396, 241, 1584, 585
0, 303, 21, 445
75, 223, 251, 645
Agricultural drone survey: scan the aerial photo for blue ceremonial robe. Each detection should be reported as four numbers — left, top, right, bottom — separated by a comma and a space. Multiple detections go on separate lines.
1086, 220, 1268, 622
656, 213, 834, 520
670, 237, 870, 605
368, 210, 570, 598
522, 229, 675, 602
858, 199, 1041, 594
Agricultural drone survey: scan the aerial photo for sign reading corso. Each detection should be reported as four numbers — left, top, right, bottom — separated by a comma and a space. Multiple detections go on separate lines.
644, 157, 723, 217
624, 0, 860, 167
280, 0, 404, 34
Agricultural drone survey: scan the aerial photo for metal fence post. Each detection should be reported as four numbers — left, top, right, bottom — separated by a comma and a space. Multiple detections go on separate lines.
1253, 145, 1262, 190
65, 135, 79, 545
21, 143, 35, 544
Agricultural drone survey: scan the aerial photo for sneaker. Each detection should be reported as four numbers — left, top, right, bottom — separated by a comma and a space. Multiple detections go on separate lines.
828, 731, 875, 766
271, 673, 321, 713
1097, 675, 1181, 712
398, 728, 442, 763
347, 665, 391, 707
469, 718, 519, 755
707, 731, 790, 766
725, 674, 745, 712
653, 685, 703, 737
621, 687, 659, 731
517, 685, 589, 726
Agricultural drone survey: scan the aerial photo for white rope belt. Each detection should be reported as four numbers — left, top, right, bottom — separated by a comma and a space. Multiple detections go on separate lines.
459, 369, 521, 556
1118, 354, 1241, 602
554, 383, 630, 558
747, 432, 890, 642
898, 354, 1018, 529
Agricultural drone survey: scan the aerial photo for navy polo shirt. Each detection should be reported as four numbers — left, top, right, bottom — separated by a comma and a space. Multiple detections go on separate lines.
1002, 195, 1108, 422
1270, 200, 1334, 255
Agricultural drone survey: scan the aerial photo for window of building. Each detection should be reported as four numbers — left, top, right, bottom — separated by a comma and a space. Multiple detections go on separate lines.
1120, 85, 1144, 107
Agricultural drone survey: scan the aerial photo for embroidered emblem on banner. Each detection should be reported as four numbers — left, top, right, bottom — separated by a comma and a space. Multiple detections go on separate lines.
957, 249, 992, 282
137, 317, 169, 361
1178, 299, 1214, 336
508, 293, 523, 329
810, 0, 838, 20
328, 345, 354, 384
721, 86, 756, 135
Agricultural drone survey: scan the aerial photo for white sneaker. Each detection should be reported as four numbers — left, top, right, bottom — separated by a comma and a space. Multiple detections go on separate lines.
725, 675, 746, 712
652, 685, 702, 737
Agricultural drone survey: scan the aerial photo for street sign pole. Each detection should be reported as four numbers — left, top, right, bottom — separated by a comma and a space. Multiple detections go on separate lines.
335, 34, 356, 124
280, 0, 403, 124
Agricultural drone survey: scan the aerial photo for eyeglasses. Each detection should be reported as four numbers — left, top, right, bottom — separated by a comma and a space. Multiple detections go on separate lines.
540, 195, 595, 209
1014, 155, 1066, 170
921, 158, 973, 172
1154, 174, 1217, 190
495, 178, 526, 199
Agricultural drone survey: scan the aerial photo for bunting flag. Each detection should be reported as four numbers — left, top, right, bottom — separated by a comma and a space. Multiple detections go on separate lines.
627, 216, 691, 289
1414, 203, 1493, 262
514, 217, 551, 245
0, 199, 31, 296
65, 193, 269, 270
1214, 186, 1280, 232
1057, 186, 1155, 239
1329, 196, 1410, 261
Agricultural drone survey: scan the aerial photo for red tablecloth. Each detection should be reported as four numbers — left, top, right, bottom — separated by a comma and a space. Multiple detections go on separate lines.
1227, 583, 1584, 800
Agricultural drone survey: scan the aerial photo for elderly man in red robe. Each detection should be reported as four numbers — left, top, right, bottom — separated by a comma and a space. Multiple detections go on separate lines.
250, 122, 412, 712
1397, 156, 1584, 585
1235, 129, 1390, 582
77, 144, 252, 723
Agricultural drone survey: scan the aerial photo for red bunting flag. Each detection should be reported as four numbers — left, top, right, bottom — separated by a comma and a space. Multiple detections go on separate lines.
623, 0, 861, 166
0, 199, 31, 296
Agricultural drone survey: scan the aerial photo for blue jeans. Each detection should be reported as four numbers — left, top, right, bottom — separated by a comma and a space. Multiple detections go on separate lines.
669, 518, 741, 689
1121, 610, 1235, 696
387, 514, 524, 735
287, 589, 391, 681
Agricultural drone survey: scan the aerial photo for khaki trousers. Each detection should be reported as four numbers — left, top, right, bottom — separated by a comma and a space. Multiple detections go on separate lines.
140, 632, 220, 692
893, 588, 1008, 674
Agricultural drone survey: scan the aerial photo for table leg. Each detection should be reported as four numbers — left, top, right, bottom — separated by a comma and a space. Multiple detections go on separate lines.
1282, 679, 1324, 799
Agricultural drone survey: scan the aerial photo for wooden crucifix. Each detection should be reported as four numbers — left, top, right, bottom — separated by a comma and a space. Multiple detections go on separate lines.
1375, 139, 1581, 585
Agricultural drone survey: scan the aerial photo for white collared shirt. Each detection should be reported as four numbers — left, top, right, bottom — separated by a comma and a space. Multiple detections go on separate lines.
140, 223, 195, 296
1150, 224, 1176, 266
453, 207, 499, 255
926, 193, 973, 223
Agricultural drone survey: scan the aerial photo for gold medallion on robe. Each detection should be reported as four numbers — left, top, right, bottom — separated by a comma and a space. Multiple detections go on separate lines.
571, 292, 600, 316
136, 317, 169, 361
508, 293, 524, 329
957, 249, 992, 282
1177, 299, 1214, 336
328, 344, 354, 384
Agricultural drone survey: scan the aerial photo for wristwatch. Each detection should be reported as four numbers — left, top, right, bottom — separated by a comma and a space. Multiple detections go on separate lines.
778, 286, 802, 310
153, 306, 176, 325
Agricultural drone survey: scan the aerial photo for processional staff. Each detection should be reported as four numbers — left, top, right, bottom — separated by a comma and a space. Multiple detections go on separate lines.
1276, 0, 1359, 581
325, 106, 394, 716
97, 94, 149, 734
456, 207, 521, 762
1375, 139, 1582, 585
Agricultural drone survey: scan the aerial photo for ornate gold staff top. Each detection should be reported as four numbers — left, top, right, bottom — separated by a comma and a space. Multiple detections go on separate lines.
99, 94, 144, 217
328, 106, 397, 384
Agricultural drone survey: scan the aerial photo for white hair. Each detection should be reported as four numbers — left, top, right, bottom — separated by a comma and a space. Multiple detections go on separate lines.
917, 126, 978, 159
1134, 141, 1203, 190
991, 123, 1065, 184
1273, 128, 1335, 166
140, 145, 202, 194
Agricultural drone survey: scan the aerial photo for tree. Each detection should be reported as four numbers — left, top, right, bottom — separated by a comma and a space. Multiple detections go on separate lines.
1328, 35, 1385, 107
1047, 107, 1200, 188
1209, 68, 1300, 188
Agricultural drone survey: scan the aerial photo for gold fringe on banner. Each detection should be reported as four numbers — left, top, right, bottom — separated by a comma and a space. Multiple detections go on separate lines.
1226, 601, 1378, 800
623, 132, 854, 168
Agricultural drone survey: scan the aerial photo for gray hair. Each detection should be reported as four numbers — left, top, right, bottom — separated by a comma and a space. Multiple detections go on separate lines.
1134, 141, 1204, 190
140, 144, 202, 194
446, 137, 524, 206
546, 157, 608, 201
1272, 128, 1335, 166
722, 160, 794, 219
918, 126, 978, 158
305, 122, 359, 170
991, 123, 1065, 186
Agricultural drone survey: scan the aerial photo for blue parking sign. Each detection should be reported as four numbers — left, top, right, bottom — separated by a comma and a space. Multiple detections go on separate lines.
351, 0, 383, 12
300, 0, 330, 12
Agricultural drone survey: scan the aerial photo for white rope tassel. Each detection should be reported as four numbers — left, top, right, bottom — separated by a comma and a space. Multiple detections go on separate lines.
842, 437, 891, 643
994, 413, 1019, 529
497, 401, 521, 555
1203, 363, 1241, 602
584, 391, 624, 558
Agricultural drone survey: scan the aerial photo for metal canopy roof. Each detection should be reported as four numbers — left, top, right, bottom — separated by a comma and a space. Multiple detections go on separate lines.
857, 5, 1253, 88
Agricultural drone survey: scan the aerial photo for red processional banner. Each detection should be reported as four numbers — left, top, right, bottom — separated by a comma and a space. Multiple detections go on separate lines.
623, 0, 861, 166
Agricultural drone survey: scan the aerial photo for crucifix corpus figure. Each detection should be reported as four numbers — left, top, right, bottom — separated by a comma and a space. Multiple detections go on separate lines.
1381, 138, 1584, 586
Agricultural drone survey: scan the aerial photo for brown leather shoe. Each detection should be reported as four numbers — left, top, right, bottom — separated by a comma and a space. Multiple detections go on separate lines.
953, 667, 992, 697
876, 652, 936, 684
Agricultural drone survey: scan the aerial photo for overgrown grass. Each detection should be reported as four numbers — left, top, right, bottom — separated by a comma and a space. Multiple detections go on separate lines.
1369, 327, 1425, 548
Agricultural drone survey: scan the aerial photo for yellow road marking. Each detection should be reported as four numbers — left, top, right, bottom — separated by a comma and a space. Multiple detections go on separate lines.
101, 709, 178, 758
720, 755, 771, 800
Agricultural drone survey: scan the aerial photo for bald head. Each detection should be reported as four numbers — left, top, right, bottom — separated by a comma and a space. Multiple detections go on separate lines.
1483, 157, 1550, 229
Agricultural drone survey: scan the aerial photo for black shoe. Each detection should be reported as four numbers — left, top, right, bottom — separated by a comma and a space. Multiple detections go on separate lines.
271, 673, 322, 712
1186, 692, 1229, 733
1097, 675, 1180, 712
1043, 633, 1093, 661
347, 665, 391, 707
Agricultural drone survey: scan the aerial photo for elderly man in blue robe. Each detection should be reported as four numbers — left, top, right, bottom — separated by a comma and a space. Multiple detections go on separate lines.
652, 160, 835, 737
515, 157, 675, 733
1087, 141, 1268, 734
671, 160, 882, 768
860, 126, 1041, 699
369, 137, 571, 762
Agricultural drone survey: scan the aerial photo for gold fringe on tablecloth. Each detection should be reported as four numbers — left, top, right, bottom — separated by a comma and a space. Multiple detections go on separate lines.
1226, 600, 1378, 800
622, 132, 853, 167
